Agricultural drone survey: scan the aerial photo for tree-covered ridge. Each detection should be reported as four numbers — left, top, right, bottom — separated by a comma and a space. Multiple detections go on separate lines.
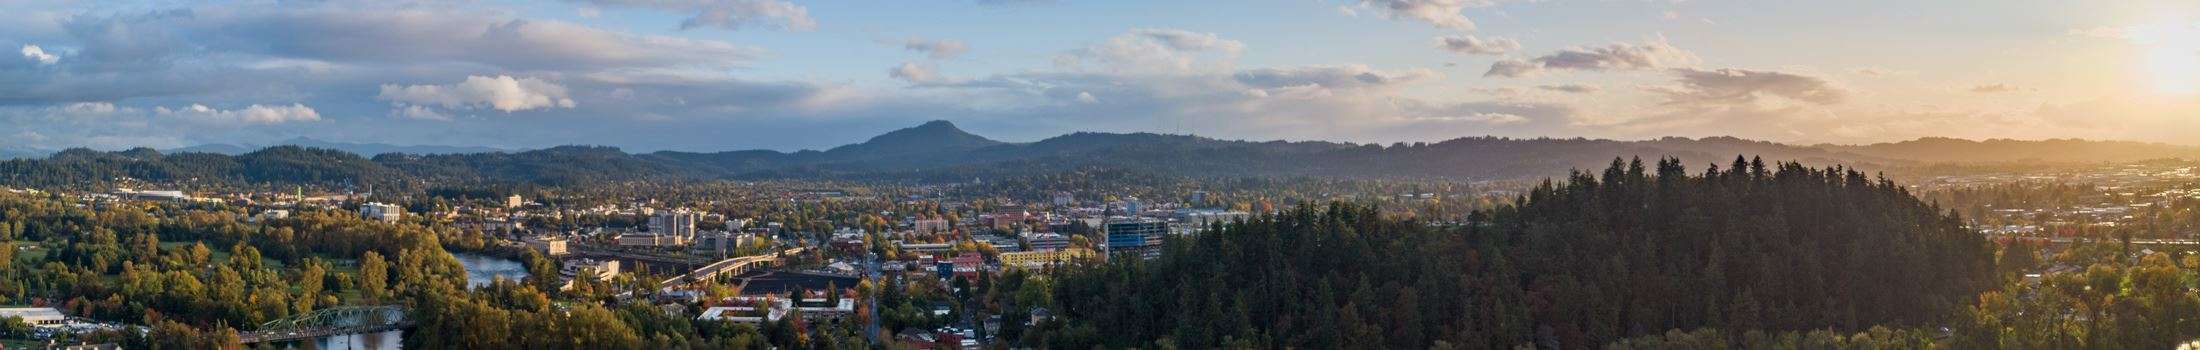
7, 120, 2199, 191
1035, 157, 1996, 349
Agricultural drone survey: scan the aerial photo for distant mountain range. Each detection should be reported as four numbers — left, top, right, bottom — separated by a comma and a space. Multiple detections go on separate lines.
0, 137, 510, 160
168, 137, 511, 156
3, 120, 2197, 187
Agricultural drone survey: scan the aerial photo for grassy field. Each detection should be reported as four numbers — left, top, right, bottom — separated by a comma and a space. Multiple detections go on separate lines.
2, 338, 47, 349
15, 244, 45, 262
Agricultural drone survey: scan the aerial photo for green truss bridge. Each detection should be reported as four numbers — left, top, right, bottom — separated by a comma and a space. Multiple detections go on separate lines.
237, 305, 413, 344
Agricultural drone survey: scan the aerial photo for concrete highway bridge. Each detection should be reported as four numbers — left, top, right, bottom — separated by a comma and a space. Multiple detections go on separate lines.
569, 246, 712, 266
659, 247, 807, 290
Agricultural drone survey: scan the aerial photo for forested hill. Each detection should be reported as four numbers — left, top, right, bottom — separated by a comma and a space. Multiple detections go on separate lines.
3, 120, 2196, 188
1035, 158, 1996, 348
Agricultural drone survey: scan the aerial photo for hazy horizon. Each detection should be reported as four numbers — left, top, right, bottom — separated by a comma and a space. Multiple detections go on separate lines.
4, 0, 2198, 152
64, 119, 2200, 155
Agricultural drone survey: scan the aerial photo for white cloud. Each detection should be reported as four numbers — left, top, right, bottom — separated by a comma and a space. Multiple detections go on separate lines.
898, 37, 970, 60
61, 102, 121, 115
1354, 0, 1489, 30
392, 105, 454, 121
569, 0, 816, 31
890, 62, 958, 84
98, 7, 762, 71
377, 75, 577, 113
1435, 35, 1519, 55
1651, 68, 1848, 106
1056, 28, 1245, 74
1485, 37, 1699, 78
156, 103, 321, 124
19, 44, 57, 65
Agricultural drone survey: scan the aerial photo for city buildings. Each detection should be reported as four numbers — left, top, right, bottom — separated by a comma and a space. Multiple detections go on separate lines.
505, 194, 524, 208
900, 242, 953, 254
1105, 217, 1168, 259
525, 235, 569, 256
559, 258, 621, 290
360, 202, 402, 222
950, 252, 985, 278
914, 218, 951, 234
698, 298, 791, 324
0, 307, 66, 326
991, 206, 1030, 229
1022, 232, 1074, 251
650, 208, 700, 240
1000, 247, 1095, 269
695, 231, 754, 257
113, 189, 192, 202
618, 232, 688, 247
1173, 209, 1252, 234
697, 293, 857, 324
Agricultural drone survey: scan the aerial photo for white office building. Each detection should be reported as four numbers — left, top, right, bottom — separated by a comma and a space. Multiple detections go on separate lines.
360, 202, 402, 222
0, 307, 66, 326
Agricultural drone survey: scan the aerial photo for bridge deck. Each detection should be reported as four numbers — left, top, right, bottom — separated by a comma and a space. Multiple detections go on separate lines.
659, 247, 806, 289
238, 322, 415, 343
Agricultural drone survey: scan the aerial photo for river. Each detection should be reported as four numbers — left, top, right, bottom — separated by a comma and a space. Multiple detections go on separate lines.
274, 252, 525, 349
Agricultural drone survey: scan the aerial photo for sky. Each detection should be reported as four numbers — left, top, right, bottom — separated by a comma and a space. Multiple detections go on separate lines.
1, 0, 2197, 152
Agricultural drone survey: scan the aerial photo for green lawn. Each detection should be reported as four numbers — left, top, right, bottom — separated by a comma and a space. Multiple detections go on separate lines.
15, 245, 46, 262
1, 338, 45, 349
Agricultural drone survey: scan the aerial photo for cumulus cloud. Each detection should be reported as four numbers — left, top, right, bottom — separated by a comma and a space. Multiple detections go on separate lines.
1354, 0, 1490, 30
61, 102, 121, 115
568, 0, 816, 31
890, 62, 959, 85
1056, 28, 1245, 74
1129, 28, 1244, 53
1649, 68, 1848, 106
896, 37, 969, 60
19, 44, 57, 65
392, 105, 453, 121
377, 75, 577, 113
155, 103, 321, 124
1537, 84, 1600, 94
1485, 38, 1698, 78
906, 29, 1562, 142
0, 5, 765, 107
1435, 35, 1518, 55
76, 7, 760, 71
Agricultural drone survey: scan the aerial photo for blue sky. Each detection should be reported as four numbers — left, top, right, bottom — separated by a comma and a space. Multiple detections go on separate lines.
2, 0, 2197, 152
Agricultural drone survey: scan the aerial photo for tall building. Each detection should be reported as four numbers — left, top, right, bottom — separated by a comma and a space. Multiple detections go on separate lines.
360, 202, 402, 222
1104, 217, 1168, 259
650, 209, 700, 240
914, 218, 951, 234
505, 194, 524, 208
1051, 191, 1074, 206
1173, 209, 1251, 234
